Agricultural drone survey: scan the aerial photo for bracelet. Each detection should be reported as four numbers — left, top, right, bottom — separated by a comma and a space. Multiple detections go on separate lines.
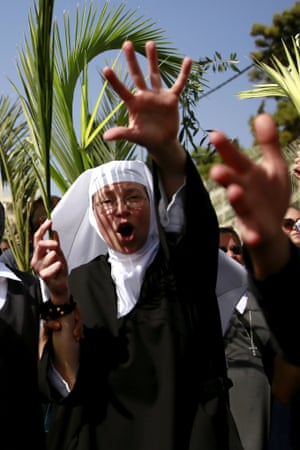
40, 296, 76, 320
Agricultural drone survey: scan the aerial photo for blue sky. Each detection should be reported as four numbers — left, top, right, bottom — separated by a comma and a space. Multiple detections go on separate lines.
0, 0, 297, 149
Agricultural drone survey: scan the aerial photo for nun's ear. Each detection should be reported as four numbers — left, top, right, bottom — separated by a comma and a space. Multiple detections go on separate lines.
0, 203, 5, 241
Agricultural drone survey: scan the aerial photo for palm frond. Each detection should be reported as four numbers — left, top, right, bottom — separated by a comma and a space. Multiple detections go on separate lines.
237, 37, 300, 115
49, 1, 187, 188
0, 96, 36, 271
13, 0, 55, 217
10, 1, 206, 196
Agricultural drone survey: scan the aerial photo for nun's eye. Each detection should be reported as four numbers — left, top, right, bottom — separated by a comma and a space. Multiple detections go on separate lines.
124, 195, 146, 210
94, 195, 147, 215
94, 199, 116, 214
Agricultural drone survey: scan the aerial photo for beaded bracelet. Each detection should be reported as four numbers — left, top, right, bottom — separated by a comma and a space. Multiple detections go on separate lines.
40, 296, 76, 321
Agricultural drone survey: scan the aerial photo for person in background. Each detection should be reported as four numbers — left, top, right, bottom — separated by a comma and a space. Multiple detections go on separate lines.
0, 202, 14, 267
32, 40, 242, 450
219, 226, 243, 265
282, 205, 300, 248
211, 114, 300, 449
29, 195, 61, 236
0, 240, 16, 268
219, 225, 275, 450
0, 238, 9, 253
0, 195, 60, 270
291, 150, 300, 180
0, 200, 45, 449
267, 202, 300, 450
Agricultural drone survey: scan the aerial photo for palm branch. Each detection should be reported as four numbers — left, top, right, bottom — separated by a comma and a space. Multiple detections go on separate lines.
12, 1, 189, 195
237, 37, 300, 114
237, 35, 300, 190
0, 96, 35, 270
10, 0, 55, 223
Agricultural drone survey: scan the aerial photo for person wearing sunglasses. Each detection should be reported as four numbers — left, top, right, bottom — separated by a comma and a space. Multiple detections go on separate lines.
211, 113, 300, 450
219, 226, 244, 265
282, 205, 300, 248
218, 225, 277, 450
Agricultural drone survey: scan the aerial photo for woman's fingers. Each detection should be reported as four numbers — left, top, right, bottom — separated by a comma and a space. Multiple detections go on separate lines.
122, 40, 148, 90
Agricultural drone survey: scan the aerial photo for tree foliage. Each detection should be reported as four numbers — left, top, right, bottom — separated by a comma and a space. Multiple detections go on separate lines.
179, 53, 239, 151
191, 144, 221, 181
249, 2, 300, 81
246, 1, 300, 144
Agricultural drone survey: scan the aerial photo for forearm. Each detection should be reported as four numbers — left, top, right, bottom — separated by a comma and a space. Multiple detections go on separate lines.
40, 298, 79, 389
40, 281, 80, 389
51, 313, 80, 390
149, 139, 187, 200
245, 231, 291, 280
247, 242, 300, 365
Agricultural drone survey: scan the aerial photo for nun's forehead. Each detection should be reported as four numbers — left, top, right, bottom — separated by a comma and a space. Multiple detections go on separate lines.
89, 160, 152, 197
93, 181, 147, 196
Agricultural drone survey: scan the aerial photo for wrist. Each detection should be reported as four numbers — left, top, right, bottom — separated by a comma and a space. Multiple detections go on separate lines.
249, 234, 291, 280
40, 295, 76, 321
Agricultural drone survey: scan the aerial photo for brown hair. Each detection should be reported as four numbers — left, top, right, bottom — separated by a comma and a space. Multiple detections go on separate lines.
29, 196, 61, 235
219, 226, 242, 247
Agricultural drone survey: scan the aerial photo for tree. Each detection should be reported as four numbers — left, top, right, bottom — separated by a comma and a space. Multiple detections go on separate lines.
238, 36, 300, 147
249, 2, 300, 81
243, 1, 300, 145
179, 52, 239, 151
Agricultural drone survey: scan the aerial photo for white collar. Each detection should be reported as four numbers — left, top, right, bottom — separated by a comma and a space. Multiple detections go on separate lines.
0, 262, 21, 281
0, 263, 22, 310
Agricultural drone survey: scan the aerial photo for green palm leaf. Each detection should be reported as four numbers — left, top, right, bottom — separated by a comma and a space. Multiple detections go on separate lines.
237, 37, 300, 115
49, 1, 185, 188
0, 96, 34, 270
9, 0, 187, 198
12, 0, 55, 218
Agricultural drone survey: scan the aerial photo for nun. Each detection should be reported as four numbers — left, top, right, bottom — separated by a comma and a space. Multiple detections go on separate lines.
32, 40, 242, 450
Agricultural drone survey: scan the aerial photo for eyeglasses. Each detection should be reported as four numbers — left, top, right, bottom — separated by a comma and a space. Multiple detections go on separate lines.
94, 195, 147, 215
282, 217, 300, 232
220, 245, 242, 255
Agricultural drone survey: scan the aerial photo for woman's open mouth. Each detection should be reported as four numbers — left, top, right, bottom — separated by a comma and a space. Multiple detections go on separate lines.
117, 223, 134, 239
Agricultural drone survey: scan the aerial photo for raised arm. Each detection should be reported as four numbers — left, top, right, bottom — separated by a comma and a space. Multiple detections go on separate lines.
210, 113, 292, 280
31, 219, 80, 390
102, 40, 192, 199
209, 114, 300, 368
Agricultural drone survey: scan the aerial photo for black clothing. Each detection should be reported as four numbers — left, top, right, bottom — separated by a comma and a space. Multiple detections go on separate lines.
225, 291, 275, 450
0, 249, 18, 270
0, 269, 45, 450
268, 397, 292, 450
247, 244, 300, 450
40, 155, 242, 450
247, 242, 300, 366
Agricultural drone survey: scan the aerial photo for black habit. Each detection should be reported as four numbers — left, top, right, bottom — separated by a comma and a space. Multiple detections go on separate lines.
0, 270, 45, 450
39, 154, 242, 450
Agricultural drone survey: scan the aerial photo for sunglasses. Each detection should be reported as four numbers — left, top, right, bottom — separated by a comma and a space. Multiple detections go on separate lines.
282, 217, 300, 232
220, 245, 242, 255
